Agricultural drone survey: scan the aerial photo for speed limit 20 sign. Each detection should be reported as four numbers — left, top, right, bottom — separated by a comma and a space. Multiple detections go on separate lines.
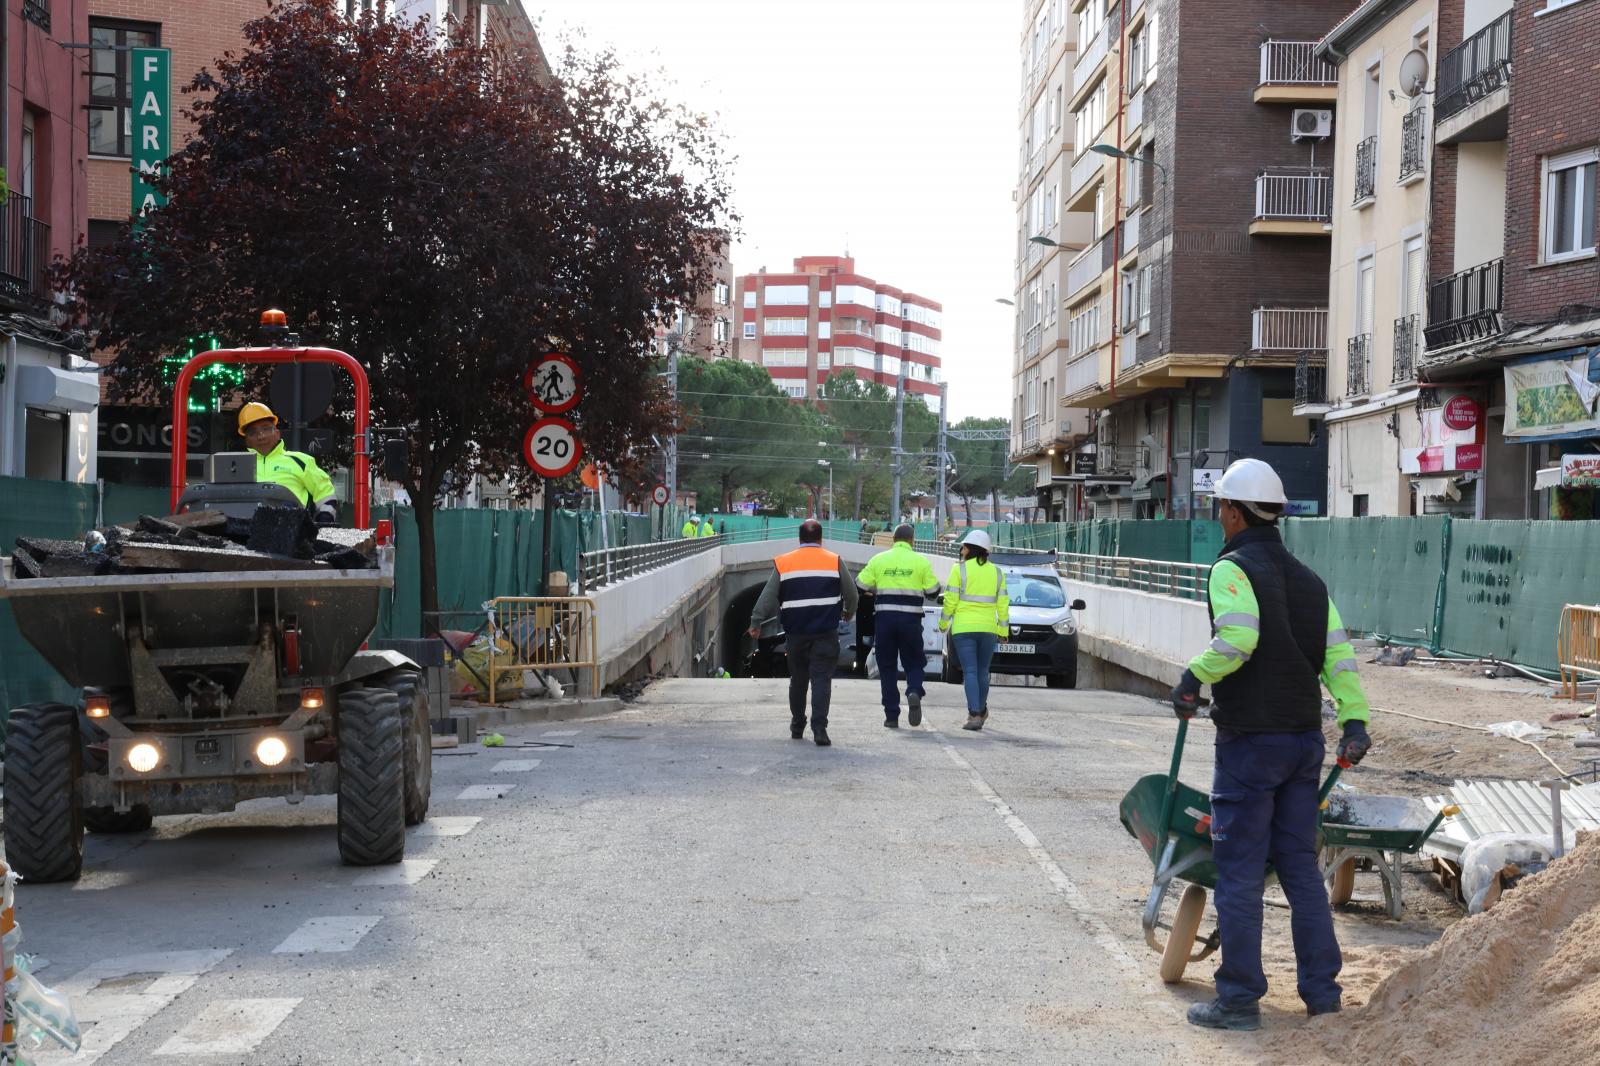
651, 483, 670, 507
522, 417, 583, 479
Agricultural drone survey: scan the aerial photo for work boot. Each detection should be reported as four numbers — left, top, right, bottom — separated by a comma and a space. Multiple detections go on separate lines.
1186, 1000, 1261, 1032
907, 693, 922, 727
883, 717, 900, 729
813, 727, 831, 747
790, 718, 806, 740
1306, 1001, 1342, 1018
962, 714, 984, 731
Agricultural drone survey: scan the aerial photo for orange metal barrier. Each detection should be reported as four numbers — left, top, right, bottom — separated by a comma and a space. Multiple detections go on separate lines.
486, 597, 599, 702
1558, 604, 1600, 700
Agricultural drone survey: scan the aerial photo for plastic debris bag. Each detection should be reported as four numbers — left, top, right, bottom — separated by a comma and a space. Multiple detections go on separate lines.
1459, 832, 1571, 913
1485, 720, 1549, 739
8, 958, 82, 1055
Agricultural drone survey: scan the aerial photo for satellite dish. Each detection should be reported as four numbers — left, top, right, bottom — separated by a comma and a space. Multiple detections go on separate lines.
1398, 48, 1430, 97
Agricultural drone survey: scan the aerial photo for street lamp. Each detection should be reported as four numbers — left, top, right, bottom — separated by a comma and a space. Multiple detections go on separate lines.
1090, 142, 1170, 184
817, 459, 833, 519
995, 297, 1015, 306
1027, 235, 1059, 247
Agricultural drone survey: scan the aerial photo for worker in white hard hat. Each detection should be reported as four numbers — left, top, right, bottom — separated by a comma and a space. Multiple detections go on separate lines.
938, 529, 1009, 731
237, 401, 338, 525
1171, 457, 1373, 1032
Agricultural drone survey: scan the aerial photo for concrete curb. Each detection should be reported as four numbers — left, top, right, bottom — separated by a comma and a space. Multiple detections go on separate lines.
447, 696, 627, 733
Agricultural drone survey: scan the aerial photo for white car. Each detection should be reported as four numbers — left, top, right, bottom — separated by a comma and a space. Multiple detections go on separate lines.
924, 552, 1086, 689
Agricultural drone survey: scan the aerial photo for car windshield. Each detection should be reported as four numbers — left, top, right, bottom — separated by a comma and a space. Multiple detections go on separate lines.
1006, 572, 1066, 609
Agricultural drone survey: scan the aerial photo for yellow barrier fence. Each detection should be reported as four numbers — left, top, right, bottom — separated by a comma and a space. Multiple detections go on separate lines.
486, 597, 600, 703
1557, 604, 1600, 700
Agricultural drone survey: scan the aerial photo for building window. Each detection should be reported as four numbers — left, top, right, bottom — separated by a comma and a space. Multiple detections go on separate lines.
89, 20, 161, 158
818, 322, 832, 340
23, 0, 50, 32
779, 383, 808, 399
817, 351, 831, 369
761, 350, 807, 367
764, 318, 808, 336
743, 290, 756, 308
742, 322, 756, 340
714, 281, 730, 306
818, 291, 832, 308
1127, 26, 1147, 89
713, 317, 729, 343
1542, 148, 1598, 262
763, 284, 809, 305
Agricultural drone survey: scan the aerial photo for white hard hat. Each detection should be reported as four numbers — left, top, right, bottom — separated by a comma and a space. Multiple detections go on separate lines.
1214, 458, 1288, 517
959, 529, 992, 551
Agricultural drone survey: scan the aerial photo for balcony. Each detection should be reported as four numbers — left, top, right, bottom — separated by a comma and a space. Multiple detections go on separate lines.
1072, 3, 1119, 101
1353, 136, 1376, 205
1393, 315, 1420, 383
1251, 168, 1332, 236
1399, 108, 1427, 184
1024, 322, 1043, 362
1424, 258, 1503, 351
1124, 87, 1144, 137
1346, 334, 1371, 397
0, 193, 53, 311
1295, 353, 1329, 410
1119, 209, 1140, 262
1069, 141, 1106, 204
1436, 11, 1511, 143
1021, 415, 1042, 455
1256, 41, 1338, 104
1064, 350, 1103, 395
23, 0, 49, 32
1250, 308, 1327, 353
1066, 229, 1117, 300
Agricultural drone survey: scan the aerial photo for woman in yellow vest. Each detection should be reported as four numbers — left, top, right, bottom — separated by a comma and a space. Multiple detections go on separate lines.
939, 529, 1009, 731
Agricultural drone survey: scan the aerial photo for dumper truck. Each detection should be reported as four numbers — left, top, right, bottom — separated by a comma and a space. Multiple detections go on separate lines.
0, 323, 431, 882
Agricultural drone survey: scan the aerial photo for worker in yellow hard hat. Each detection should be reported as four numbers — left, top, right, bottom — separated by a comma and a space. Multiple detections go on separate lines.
237, 402, 339, 524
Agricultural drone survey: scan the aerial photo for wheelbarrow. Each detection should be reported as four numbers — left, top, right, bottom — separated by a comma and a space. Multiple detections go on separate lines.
1320, 793, 1458, 919
1118, 717, 1348, 983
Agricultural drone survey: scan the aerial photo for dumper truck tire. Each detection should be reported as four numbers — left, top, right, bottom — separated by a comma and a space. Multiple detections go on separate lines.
3, 702, 85, 883
336, 688, 406, 866
380, 669, 432, 826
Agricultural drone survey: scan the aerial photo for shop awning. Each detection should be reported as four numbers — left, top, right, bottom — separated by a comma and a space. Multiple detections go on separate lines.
1535, 466, 1563, 491
15, 364, 100, 413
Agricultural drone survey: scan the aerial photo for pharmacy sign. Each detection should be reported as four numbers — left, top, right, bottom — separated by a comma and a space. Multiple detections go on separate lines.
131, 48, 172, 222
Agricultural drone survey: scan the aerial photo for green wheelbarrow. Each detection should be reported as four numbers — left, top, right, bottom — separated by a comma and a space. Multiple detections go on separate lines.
1118, 717, 1349, 983
1320, 793, 1458, 919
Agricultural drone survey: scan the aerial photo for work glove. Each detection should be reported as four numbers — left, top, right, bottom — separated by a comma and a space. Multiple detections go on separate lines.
1337, 721, 1372, 765
1169, 668, 1202, 720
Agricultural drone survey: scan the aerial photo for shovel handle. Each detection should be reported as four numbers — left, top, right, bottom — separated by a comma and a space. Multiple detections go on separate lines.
1317, 757, 1352, 811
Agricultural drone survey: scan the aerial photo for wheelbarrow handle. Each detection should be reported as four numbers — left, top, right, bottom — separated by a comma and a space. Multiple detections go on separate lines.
1316, 756, 1353, 812
1156, 717, 1191, 841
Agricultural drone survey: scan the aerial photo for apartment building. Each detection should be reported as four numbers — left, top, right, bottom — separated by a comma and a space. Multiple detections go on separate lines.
1008, 0, 1094, 520
1041, 0, 1347, 521
1408, 0, 1598, 519
732, 256, 943, 408
1316, 0, 1438, 516
653, 235, 735, 361
1, 0, 99, 482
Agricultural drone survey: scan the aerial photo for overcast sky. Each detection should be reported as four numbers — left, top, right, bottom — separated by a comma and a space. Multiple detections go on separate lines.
530, 0, 1018, 422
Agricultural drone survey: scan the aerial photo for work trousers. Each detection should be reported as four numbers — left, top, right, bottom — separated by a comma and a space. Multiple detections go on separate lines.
786, 632, 840, 729
874, 614, 926, 717
951, 631, 998, 714
1210, 728, 1342, 1010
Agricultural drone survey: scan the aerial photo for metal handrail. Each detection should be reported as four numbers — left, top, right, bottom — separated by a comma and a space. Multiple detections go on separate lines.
1353, 136, 1377, 204
1399, 108, 1427, 181
1436, 11, 1511, 122
1295, 352, 1328, 407
579, 535, 722, 592
1424, 258, 1503, 351
1347, 333, 1371, 397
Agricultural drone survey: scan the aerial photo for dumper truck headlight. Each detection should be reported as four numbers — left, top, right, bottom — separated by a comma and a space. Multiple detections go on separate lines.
127, 742, 161, 774
255, 736, 289, 768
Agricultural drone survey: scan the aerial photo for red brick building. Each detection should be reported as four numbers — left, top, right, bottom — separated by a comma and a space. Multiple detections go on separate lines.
1, 0, 97, 481
732, 255, 942, 408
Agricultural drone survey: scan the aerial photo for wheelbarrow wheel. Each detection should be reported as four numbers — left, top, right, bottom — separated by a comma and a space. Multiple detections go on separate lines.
380, 669, 432, 827
3, 703, 85, 883
336, 688, 406, 866
1160, 884, 1208, 983
1329, 857, 1357, 906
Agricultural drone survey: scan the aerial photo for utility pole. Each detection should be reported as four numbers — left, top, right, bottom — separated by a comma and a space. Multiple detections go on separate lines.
665, 338, 679, 533
935, 382, 949, 533
890, 365, 906, 526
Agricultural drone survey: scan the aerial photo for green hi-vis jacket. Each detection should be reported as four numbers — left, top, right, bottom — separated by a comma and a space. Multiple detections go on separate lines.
1187, 557, 1371, 728
256, 441, 335, 508
681, 520, 699, 539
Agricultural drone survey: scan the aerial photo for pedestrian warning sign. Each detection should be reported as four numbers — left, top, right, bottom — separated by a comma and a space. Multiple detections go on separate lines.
525, 353, 582, 415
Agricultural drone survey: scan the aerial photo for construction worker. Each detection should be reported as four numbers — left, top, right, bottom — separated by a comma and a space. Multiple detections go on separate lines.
237, 402, 338, 525
747, 520, 857, 746
1170, 458, 1372, 1032
699, 515, 717, 538
939, 529, 1008, 731
856, 523, 940, 728
681, 513, 700, 539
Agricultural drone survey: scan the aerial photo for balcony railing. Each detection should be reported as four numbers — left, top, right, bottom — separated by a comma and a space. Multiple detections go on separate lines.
1070, 142, 1105, 198
1436, 11, 1512, 123
1022, 415, 1041, 453
1346, 334, 1371, 397
1400, 108, 1427, 182
1295, 353, 1328, 408
1393, 315, 1420, 383
1258, 40, 1338, 87
1064, 350, 1102, 394
1120, 209, 1140, 258
1125, 86, 1144, 131
0, 192, 52, 309
23, 0, 49, 32
1425, 258, 1503, 350
1072, 3, 1119, 97
1251, 308, 1328, 352
1254, 168, 1332, 221
1066, 230, 1112, 298
1353, 136, 1377, 203
1024, 322, 1043, 361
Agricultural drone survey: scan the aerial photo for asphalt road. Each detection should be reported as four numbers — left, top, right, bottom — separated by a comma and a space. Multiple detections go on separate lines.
16, 678, 1282, 1065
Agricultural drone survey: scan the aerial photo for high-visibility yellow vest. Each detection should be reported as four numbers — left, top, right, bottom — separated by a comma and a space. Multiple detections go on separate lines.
941, 560, 1009, 636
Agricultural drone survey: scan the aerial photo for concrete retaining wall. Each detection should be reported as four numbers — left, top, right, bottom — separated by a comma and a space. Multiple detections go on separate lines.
1074, 583, 1210, 697
591, 550, 723, 686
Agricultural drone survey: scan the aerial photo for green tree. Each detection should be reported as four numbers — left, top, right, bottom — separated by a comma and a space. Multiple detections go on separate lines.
947, 417, 1015, 526
816, 371, 937, 520
676, 358, 823, 512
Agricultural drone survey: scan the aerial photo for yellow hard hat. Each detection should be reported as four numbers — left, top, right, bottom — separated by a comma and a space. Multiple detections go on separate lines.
237, 401, 278, 434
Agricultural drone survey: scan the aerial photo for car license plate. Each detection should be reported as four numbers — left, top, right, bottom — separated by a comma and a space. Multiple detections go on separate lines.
996, 642, 1034, 655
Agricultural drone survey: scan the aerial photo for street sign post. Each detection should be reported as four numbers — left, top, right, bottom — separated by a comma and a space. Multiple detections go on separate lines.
524, 354, 585, 594
652, 482, 670, 539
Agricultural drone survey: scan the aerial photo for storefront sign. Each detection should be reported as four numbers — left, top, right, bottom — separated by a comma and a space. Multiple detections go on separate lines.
1403, 387, 1486, 474
1442, 395, 1482, 430
97, 406, 209, 454
1073, 450, 1097, 476
1503, 349, 1600, 440
1562, 454, 1600, 489
131, 48, 172, 222
1192, 468, 1223, 495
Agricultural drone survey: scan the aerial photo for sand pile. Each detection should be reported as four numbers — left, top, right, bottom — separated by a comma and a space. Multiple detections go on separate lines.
1278, 830, 1600, 1065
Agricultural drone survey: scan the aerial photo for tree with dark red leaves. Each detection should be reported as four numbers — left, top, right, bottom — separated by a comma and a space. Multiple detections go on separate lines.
62, 1, 734, 616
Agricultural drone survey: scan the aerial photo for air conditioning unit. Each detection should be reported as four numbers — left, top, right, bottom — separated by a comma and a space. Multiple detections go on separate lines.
1292, 109, 1333, 140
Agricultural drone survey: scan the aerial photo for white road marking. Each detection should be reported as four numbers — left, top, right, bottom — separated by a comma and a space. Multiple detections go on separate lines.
540, 729, 580, 737
491, 759, 541, 773
408, 816, 481, 837
154, 997, 301, 1056
272, 916, 381, 954
457, 783, 516, 800
43, 950, 232, 1064
927, 727, 1138, 975
353, 859, 438, 887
